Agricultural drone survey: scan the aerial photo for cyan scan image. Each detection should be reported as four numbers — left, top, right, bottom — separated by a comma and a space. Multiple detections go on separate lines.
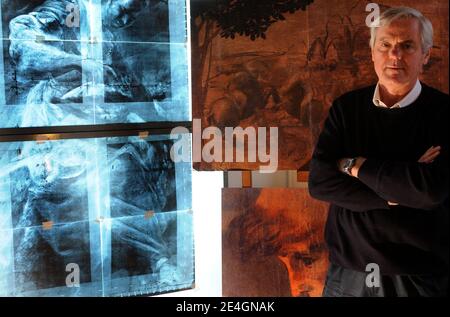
0, 0, 189, 128
0, 134, 194, 296
101, 1, 171, 103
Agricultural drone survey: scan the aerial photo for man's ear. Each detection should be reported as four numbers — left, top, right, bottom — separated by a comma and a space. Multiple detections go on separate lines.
423, 48, 431, 65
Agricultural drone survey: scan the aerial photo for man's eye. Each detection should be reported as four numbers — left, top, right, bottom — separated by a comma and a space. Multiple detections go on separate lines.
378, 42, 390, 50
402, 43, 413, 50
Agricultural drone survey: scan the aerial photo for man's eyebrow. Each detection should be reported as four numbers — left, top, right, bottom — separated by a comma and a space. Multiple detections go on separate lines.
378, 36, 391, 42
377, 37, 415, 44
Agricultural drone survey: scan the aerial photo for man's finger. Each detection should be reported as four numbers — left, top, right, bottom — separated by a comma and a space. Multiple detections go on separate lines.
423, 149, 440, 159
418, 146, 441, 163
419, 153, 439, 163
424, 146, 440, 156
426, 153, 440, 163
427, 146, 441, 154
419, 150, 440, 163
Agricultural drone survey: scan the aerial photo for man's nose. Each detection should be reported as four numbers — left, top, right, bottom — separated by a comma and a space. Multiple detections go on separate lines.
389, 44, 403, 60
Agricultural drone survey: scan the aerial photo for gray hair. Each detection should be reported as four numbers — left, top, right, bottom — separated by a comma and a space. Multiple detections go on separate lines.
369, 7, 433, 53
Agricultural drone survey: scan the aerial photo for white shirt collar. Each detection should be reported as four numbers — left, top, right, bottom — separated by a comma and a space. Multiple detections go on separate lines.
373, 80, 422, 109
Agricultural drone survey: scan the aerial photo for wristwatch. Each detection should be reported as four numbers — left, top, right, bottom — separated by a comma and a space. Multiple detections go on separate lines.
343, 158, 357, 176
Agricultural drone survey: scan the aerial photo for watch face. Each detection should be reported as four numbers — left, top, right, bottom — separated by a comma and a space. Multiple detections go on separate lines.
344, 158, 355, 174
344, 159, 351, 169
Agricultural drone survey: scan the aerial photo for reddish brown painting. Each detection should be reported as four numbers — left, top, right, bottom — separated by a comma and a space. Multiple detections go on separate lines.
222, 188, 329, 297
192, 0, 449, 171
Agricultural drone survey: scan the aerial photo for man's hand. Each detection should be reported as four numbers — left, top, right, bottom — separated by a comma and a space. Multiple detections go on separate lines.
387, 147, 440, 206
418, 146, 441, 164
388, 146, 441, 206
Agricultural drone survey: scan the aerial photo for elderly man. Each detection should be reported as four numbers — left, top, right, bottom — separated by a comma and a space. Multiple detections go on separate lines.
309, 7, 448, 297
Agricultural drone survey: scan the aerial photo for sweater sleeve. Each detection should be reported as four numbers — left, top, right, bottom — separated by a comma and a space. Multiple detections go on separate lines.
358, 147, 449, 210
308, 100, 390, 212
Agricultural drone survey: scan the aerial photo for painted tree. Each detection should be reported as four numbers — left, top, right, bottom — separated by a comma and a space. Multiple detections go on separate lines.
191, 0, 315, 118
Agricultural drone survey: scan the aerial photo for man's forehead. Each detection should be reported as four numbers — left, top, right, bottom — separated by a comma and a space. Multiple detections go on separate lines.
378, 33, 417, 42
377, 19, 421, 41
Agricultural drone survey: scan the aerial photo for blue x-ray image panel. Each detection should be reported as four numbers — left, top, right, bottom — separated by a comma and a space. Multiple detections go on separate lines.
10, 159, 90, 228
13, 221, 92, 294
111, 214, 176, 280
0, 0, 189, 128
101, 0, 172, 104
0, 133, 194, 296
1, 0, 82, 106
101, 0, 170, 43
102, 42, 172, 103
106, 210, 193, 297
108, 140, 177, 216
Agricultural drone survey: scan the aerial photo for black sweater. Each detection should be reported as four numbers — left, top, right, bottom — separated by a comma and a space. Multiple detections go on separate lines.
308, 83, 449, 275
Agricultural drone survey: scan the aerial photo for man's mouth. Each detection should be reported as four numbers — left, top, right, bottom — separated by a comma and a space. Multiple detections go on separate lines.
386, 66, 404, 70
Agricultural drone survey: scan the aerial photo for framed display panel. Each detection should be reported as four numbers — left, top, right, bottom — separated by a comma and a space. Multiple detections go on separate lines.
191, 0, 449, 171
222, 188, 329, 297
0, 132, 194, 297
0, 0, 190, 128
0, 0, 193, 297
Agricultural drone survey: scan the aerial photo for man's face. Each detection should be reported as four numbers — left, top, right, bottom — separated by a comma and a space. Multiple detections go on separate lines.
104, 0, 147, 28
371, 18, 431, 91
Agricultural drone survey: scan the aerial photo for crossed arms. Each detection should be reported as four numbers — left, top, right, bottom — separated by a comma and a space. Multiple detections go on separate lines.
308, 102, 449, 212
